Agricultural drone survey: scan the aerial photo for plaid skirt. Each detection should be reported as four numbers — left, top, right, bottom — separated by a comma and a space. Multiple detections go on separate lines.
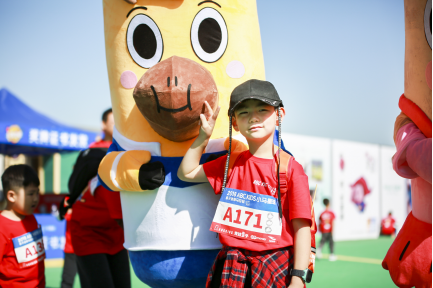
206, 246, 296, 288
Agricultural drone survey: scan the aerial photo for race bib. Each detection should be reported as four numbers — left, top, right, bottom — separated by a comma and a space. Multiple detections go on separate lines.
210, 188, 282, 244
12, 227, 45, 268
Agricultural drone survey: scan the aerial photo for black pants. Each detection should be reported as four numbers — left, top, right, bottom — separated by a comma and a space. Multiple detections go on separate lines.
76, 249, 131, 288
319, 232, 334, 254
61, 253, 77, 288
211, 257, 252, 288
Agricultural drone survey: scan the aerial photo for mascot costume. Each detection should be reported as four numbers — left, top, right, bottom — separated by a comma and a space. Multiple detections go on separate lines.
382, 0, 432, 287
98, 0, 265, 287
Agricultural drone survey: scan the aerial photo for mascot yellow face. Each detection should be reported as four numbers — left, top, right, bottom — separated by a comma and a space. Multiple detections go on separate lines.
103, 0, 265, 156
403, 0, 432, 120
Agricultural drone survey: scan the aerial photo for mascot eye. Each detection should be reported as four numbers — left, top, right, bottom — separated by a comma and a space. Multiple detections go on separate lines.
424, 0, 432, 49
127, 14, 164, 68
191, 7, 228, 63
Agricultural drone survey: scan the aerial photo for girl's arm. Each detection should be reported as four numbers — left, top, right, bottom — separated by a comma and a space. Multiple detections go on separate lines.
289, 218, 311, 288
178, 101, 220, 183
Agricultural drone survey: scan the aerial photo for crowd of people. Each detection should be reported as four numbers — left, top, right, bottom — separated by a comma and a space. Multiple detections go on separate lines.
0, 80, 399, 288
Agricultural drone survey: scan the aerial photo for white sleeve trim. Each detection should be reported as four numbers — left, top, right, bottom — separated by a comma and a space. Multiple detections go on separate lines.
113, 126, 161, 156
111, 152, 125, 190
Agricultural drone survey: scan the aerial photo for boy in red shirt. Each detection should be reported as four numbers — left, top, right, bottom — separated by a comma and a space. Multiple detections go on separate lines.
380, 212, 396, 237
178, 80, 312, 287
0, 165, 45, 288
317, 198, 336, 261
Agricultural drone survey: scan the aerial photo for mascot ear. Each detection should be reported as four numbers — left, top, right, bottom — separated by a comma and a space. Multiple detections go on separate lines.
123, 0, 137, 4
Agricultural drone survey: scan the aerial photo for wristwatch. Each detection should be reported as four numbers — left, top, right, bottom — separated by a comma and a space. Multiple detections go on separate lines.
290, 268, 313, 283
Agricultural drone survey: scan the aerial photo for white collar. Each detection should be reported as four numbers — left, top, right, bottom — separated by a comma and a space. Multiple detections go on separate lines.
113, 126, 162, 156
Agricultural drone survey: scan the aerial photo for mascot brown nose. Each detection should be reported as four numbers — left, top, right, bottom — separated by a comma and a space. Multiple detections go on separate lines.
133, 56, 218, 142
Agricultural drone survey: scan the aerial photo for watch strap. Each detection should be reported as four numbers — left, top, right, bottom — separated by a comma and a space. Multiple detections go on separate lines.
290, 269, 307, 283
290, 269, 306, 278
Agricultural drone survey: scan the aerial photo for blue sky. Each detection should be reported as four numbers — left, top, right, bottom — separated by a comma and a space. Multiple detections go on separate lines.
0, 0, 404, 146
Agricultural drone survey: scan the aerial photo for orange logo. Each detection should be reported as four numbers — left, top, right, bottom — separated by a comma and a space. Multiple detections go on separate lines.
6, 125, 23, 144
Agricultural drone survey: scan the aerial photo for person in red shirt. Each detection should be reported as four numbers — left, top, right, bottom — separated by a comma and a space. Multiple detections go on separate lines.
381, 212, 397, 237
86, 108, 123, 224
317, 198, 337, 261
60, 108, 129, 288
0, 164, 45, 288
178, 80, 313, 287
59, 108, 118, 288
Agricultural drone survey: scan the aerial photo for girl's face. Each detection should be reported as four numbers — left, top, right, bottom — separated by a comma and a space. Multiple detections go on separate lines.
232, 99, 283, 142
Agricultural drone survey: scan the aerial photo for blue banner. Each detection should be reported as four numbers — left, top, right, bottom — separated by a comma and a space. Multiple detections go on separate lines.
34, 214, 66, 259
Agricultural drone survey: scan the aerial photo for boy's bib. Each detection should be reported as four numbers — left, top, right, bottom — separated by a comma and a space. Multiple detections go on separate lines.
12, 227, 45, 268
210, 188, 282, 244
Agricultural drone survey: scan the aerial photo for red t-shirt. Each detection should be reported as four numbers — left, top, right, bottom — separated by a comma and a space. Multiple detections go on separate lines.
381, 216, 396, 235
203, 151, 312, 251
99, 189, 123, 220
89, 139, 123, 220
70, 186, 124, 256
319, 210, 335, 233
0, 214, 45, 288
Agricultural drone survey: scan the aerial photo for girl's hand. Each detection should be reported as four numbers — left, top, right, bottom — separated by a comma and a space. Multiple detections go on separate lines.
199, 101, 220, 140
288, 278, 305, 288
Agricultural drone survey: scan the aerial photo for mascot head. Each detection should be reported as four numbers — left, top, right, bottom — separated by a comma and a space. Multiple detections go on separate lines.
103, 0, 265, 156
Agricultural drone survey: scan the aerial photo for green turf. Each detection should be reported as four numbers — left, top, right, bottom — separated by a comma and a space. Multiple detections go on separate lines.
45, 237, 397, 288
310, 236, 396, 288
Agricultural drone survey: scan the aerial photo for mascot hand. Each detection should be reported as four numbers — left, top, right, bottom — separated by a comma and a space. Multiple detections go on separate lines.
98, 150, 155, 191
382, 212, 432, 288
139, 161, 165, 190
393, 121, 432, 182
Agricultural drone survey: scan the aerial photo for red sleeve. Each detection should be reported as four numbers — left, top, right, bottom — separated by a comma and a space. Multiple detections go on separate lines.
287, 159, 312, 225
203, 155, 227, 195
331, 211, 336, 220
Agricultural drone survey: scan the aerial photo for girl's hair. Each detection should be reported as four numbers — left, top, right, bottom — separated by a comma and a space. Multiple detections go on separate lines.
221, 106, 283, 220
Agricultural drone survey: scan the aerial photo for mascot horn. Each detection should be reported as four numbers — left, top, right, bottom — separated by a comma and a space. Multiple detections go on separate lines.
382, 0, 432, 287
98, 0, 264, 287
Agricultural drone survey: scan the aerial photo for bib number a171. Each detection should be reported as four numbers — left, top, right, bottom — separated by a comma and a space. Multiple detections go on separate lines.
210, 188, 282, 244
12, 227, 45, 268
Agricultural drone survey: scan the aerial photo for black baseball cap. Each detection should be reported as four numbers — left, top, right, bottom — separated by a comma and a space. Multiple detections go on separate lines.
228, 79, 283, 116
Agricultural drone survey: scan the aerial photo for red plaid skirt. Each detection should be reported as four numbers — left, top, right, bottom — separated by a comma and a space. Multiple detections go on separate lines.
206, 246, 296, 288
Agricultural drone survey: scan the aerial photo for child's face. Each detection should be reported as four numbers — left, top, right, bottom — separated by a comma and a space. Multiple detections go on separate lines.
232, 99, 282, 141
10, 185, 40, 216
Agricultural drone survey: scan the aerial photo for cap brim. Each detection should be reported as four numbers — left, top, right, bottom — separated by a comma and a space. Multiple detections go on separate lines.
228, 96, 283, 115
